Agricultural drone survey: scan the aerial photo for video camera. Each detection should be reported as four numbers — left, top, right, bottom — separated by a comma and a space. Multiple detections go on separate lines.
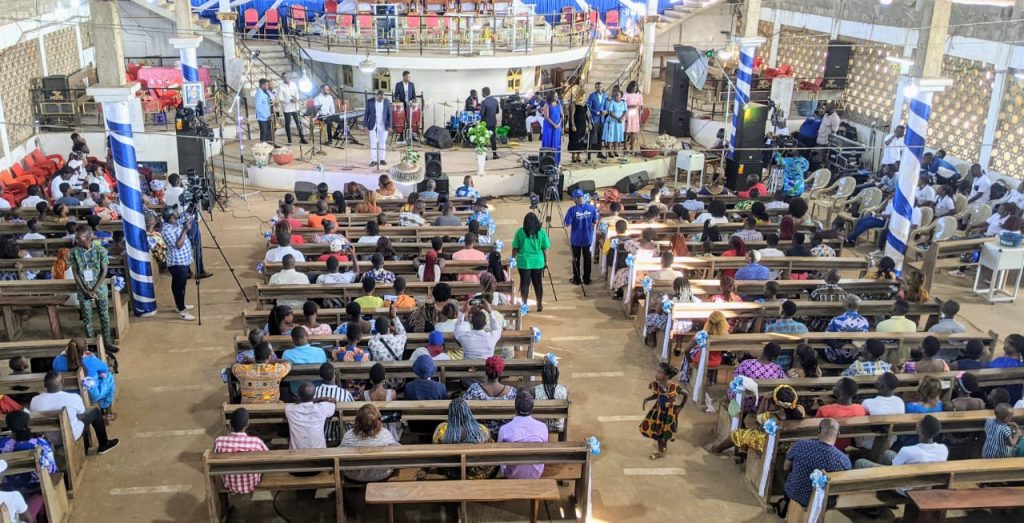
175, 103, 213, 137
178, 168, 212, 213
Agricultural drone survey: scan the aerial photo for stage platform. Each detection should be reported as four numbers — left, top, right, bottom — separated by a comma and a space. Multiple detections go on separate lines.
243, 130, 675, 197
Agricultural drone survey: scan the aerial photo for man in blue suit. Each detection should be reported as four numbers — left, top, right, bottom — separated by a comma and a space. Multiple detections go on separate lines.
392, 71, 416, 144
364, 90, 393, 167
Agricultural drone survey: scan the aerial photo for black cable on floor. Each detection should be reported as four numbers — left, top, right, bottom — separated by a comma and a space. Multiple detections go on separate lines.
272, 491, 292, 523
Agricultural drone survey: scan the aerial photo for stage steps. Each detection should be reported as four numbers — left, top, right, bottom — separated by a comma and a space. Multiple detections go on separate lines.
656, 0, 722, 37
126, 0, 222, 46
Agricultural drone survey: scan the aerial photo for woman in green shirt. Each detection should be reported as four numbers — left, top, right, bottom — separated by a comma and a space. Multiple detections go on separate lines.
511, 212, 551, 311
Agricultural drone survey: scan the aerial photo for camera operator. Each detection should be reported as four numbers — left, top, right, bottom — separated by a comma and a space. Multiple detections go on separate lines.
160, 206, 196, 321
562, 189, 599, 286
166, 173, 213, 279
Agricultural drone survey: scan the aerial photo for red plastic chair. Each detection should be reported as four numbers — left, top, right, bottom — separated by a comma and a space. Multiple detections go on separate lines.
324, 0, 338, 25
265, 8, 281, 34
0, 170, 27, 204
27, 149, 60, 176
588, 9, 598, 31
291, 5, 308, 33
9, 163, 47, 187
605, 9, 619, 37
34, 149, 65, 171
243, 8, 259, 31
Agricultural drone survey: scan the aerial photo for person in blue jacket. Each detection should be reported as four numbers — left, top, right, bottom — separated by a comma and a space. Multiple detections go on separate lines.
563, 189, 599, 285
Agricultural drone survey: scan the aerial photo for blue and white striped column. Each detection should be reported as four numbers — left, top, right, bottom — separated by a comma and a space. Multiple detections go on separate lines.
171, 37, 204, 105
96, 91, 158, 316
884, 78, 950, 274
727, 38, 764, 160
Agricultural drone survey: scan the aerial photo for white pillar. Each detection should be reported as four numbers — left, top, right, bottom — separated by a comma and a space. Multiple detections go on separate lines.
219, 0, 237, 60
639, 0, 659, 94
978, 43, 1011, 170
768, 11, 781, 68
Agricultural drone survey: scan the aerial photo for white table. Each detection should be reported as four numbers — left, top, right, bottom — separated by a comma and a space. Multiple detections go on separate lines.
972, 243, 1024, 304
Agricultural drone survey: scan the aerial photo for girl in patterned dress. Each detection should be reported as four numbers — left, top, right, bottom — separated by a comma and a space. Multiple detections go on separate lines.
640, 362, 688, 459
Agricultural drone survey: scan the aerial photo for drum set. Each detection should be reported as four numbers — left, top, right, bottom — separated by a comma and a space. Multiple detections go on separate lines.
446, 110, 481, 145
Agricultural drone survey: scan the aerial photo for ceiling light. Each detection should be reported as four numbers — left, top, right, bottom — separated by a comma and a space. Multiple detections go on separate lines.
358, 55, 376, 74
885, 56, 914, 66
298, 75, 313, 94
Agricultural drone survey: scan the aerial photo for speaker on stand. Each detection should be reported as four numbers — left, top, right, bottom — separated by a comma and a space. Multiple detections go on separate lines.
418, 176, 449, 197
724, 102, 770, 191
424, 152, 443, 179
503, 101, 527, 139
659, 60, 691, 137
176, 130, 209, 184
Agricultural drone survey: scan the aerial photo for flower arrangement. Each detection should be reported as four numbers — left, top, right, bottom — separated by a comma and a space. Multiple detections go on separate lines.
251, 142, 274, 167
467, 121, 493, 155
400, 146, 420, 166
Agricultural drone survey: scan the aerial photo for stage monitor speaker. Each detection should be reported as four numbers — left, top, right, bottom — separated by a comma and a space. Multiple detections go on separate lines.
424, 125, 453, 149
424, 152, 443, 178
176, 131, 208, 184
504, 102, 528, 138
725, 158, 763, 192
418, 175, 449, 196
658, 108, 690, 137
731, 102, 769, 164
614, 171, 650, 194
539, 149, 557, 171
823, 40, 852, 90
565, 180, 596, 197
294, 181, 317, 201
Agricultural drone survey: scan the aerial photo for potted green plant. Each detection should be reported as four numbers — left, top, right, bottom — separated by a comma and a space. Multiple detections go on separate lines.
466, 121, 492, 175
393, 145, 423, 184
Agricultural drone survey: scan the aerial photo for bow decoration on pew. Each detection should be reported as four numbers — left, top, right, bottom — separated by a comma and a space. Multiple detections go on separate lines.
256, 262, 265, 274
270, 216, 278, 226
520, 302, 529, 316
641, 276, 653, 295
263, 231, 272, 241
508, 257, 517, 269
545, 352, 559, 366
599, 221, 609, 234
112, 276, 126, 292
625, 254, 634, 267
586, 435, 601, 455
531, 326, 542, 343
610, 238, 619, 251
762, 418, 779, 436
495, 240, 505, 252
488, 222, 497, 236
661, 298, 673, 314
82, 376, 96, 389
810, 469, 829, 489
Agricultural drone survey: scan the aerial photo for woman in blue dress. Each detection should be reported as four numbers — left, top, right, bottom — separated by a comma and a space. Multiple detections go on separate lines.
541, 91, 563, 165
603, 88, 627, 157
52, 337, 117, 417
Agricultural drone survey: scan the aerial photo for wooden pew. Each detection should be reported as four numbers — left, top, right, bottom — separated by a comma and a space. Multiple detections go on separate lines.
0, 255, 125, 281
906, 487, 1024, 522
803, 457, 1024, 522
905, 236, 994, 292
0, 220, 121, 235
0, 281, 129, 340
227, 357, 546, 404
643, 278, 899, 298
367, 479, 560, 523
285, 211, 471, 227
293, 197, 476, 213
241, 304, 524, 332
255, 280, 516, 310
653, 299, 943, 360
0, 447, 70, 523
234, 331, 536, 357
6, 407, 87, 498
0, 370, 92, 408
603, 193, 773, 210
685, 332, 1000, 403
261, 259, 508, 283
291, 224, 470, 240
745, 408, 1024, 509
223, 399, 571, 441
202, 441, 592, 523
289, 241, 497, 258
0, 337, 108, 364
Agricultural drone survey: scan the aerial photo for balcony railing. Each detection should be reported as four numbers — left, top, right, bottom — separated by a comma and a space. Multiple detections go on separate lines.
241, 9, 597, 57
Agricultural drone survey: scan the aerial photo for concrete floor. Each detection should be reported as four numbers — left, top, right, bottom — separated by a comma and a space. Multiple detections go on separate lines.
57, 187, 1024, 522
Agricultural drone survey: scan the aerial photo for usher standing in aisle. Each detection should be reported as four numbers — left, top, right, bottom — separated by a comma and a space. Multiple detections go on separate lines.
563, 189, 599, 285
364, 90, 393, 167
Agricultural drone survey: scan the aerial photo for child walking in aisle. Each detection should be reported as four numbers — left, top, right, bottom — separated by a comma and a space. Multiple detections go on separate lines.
640, 362, 688, 460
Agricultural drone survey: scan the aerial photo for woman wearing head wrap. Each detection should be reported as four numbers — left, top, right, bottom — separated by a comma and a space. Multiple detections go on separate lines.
462, 356, 517, 433
404, 355, 447, 401
704, 384, 805, 455
431, 397, 497, 479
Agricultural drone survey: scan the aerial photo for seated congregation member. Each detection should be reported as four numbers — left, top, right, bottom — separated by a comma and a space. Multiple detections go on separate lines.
706, 384, 805, 456
299, 301, 332, 336
265, 231, 306, 263
499, 391, 550, 476
951, 340, 987, 371
811, 269, 847, 302
354, 277, 385, 310
433, 203, 462, 226
928, 299, 966, 334
454, 300, 502, 360
809, 233, 835, 258
464, 356, 517, 433
651, 251, 681, 281
455, 175, 480, 200
269, 219, 304, 246
341, 404, 401, 482
988, 334, 1024, 403
212, 408, 269, 494
52, 338, 116, 415
307, 200, 337, 229
357, 220, 382, 245
335, 322, 370, 362
432, 397, 496, 479
314, 220, 347, 245
766, 301, 809, 334
364, 253, 396, 284
949, 372, 986, 411
367, 305, 407, 361
720, 236, 747, 279
414, 236, 446, 283
783, 418, 851, 521
232, 342, 291, 404
532, 358, 568, 433
267, 255, 309, 310
827, 294, 869, 334
788, 344, 822, 379
982, 403, 1021, 459
732, 216, 763, 243
315, 238, 350, 263
785, 232, 811, 257
363, 364, 402, 441
693, 199, 728, 230
285, 382, 337, 449
876, 299, 917, 333
434, 302, 466, 333
855, 415, 948, 482
277, 202, 304, 228
908, 336, 950, 373
842, 340, 891, 377
0, 411, 59, 497
900, 272, 931, 303
390, 276, 417, 308
610, 228, 659, 299
733, 343, 787, 412
267, 304, 294, 335
453, 233, 488, 283
735, 250, 771, 281
474, 270, 510, 306
29, 370, 118, 456
677, 310, 729, 388
404, 355, 447, 400
282, 329, 327, 378
645, 277, 701, 345
406, 284, 451, 333
399, 201, 427, 227
905, 375, 944, 415
855, 372, 905, 450
236, 330, 266, 363
816, 377, 866, 451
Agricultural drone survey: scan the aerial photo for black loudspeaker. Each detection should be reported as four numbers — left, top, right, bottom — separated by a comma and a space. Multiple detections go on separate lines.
528, 170, 563, 197
823, 40, 852, 90
565, 180, 596, 197
732, 102, 770, 164
424, 125, 453, 149
614, 171, 649, 194
658, 108, 690, 137
176, 131, 208, 181
725, 159, 762, 192
661, 65, 690, 113
424, 152, 442, 178
418, 175, 449, 196
504, 102, 527, 138
539, 149, 557, 170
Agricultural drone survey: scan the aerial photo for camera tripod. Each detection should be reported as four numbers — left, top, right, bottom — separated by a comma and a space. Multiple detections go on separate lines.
186, 198, 249, 326
531, 171, 587, 298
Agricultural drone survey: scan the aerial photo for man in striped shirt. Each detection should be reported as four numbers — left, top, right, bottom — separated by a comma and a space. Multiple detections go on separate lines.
213, 408, 268, 494
313, 363, 353, 445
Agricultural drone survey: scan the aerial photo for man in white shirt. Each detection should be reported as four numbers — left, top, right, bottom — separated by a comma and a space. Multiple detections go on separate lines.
50, 165, 83, 203
265, 232, 306, 263
915, 176, 935, 206
968, 169, 991, 205
30, 371, 120, 454
19, 186, 45, 209
0, 460, 30, 523
855, 414, 948, 495
277, 72, 307, 145
284, 382, 337, 449
363, 90, 392, 167
855, 372, 906, 450
267, 254, 310, 309
816, 104, 841, 146
164, 173, 186, 209
933, 185, 956, 217
316, 250, 360, 284
453, 300, 502, 360
313, 84, 343, 144
880, 125, 905, 169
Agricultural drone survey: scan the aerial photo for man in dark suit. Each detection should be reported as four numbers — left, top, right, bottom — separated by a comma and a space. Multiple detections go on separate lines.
363, 90, 393, 167
392, 71, 416, 144
479, 86, 500, 160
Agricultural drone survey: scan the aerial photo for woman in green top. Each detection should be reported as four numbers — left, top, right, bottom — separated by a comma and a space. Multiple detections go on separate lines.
511, 212, 551, 311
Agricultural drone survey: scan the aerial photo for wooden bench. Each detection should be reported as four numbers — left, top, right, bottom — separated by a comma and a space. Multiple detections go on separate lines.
255, 280, 516, 310
0, 337, 108, 365
0, 281, 129, 340
261, 259, 509, 282
202, 441, 592, 523
803, 458, 1024, 522
294, 197, 476, 213
241, 304, 524, 332
0, 255, 125, 282
290, 224, 470, 241
602, 193, 773, 210
906, 237, 994, 292
0, 220, 122, 235
906, 487, 1024, 522
0, 447, 70, 523
223, 399, 571, 441
289, 241, 497, 258
4, 407, 87, 498
366, 479, 561, 523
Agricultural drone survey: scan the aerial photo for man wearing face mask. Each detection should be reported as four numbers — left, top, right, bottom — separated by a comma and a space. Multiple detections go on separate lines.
363, 90, 393, 167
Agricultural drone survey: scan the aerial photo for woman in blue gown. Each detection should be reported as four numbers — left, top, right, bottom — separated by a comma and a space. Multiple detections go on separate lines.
541, 91, 563, 166
52, 337, 117, 416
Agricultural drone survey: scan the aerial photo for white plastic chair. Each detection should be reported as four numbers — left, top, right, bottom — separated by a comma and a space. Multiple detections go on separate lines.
932, 216, 959, 242
823, 177, 857, 224
964, 203, 992, 230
